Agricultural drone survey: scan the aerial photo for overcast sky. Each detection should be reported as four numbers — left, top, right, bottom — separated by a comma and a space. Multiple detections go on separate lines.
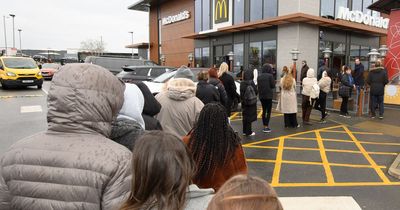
1, 0, 147, 53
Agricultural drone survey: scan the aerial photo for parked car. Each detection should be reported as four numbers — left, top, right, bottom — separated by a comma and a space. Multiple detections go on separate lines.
41, 63, 61, 80
117, 66, 176, 83
84, 56, 157, 75
0, 57, 43, 89
143, 68, 241, 96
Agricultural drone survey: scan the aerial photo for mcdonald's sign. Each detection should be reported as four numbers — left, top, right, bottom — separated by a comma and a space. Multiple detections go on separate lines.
215, 0, 229, 24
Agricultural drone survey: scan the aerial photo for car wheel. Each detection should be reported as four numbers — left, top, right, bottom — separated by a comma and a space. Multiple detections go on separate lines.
38, 85, 42, 89
1, 82, 8, 90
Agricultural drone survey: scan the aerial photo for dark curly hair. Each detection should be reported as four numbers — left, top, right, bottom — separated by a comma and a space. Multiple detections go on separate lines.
188, 103, 242, 181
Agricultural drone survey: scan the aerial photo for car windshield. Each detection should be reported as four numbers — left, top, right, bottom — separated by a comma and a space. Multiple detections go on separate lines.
42, 63, 60, 69
153, 71, 176, 83
3, 58, 37, 69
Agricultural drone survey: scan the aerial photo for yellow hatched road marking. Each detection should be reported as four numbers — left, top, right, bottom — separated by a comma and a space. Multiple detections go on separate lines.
315, 131, 335, 185
271, 137, 284, 185
321, 130, 384, 135
273, 182, 400, 187
342, 126, 391, 183
229, 112, 239, 120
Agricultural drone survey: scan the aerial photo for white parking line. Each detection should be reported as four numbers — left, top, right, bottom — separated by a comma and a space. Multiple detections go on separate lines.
280, 196, 362, 210
42, 88, 49, 95
20, 105, 43, 113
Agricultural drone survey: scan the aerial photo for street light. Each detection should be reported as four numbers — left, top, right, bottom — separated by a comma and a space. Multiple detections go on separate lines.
227, 51, 234, 72
9, 14, 15, 49
2, 16, 8, 56
188, 53, 193, 67
18, 29, 22, 55
128, 31, 134, 58
290, 48, 301, 80
143, 3, 151, 60
160, 54, 166, 65
367, 49, 380, 64
378, 45, 388, 58
322, 47, 332, 68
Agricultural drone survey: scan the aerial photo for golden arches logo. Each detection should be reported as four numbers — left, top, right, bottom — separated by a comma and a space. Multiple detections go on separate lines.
215, 0, 229, 24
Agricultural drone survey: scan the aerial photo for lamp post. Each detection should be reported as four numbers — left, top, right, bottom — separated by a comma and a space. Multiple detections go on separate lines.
143, 3, 151, 60
322, 47, 332, 67
3, 16, 7, 56
378, 45, 388, 63
160, 54, 165, 65
9, 14, 15, 49
128, 31, 134, 58
188, 53, 193, 67
367, 49, 380, 65
227, 51, 234, 72
18, 29, 22, 55
290, 48, 301, 81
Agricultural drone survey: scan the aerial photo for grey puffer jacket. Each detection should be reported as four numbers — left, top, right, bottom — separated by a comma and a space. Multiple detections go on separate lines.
0, 64, 132, 210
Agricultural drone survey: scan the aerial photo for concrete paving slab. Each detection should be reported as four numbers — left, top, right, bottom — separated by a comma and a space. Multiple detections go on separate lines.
330, 166, 382, 182
280, 196, 362, 210
388, 154, 400, 180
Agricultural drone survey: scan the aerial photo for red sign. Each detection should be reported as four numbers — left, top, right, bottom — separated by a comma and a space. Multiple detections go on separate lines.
385, 10, 400, 81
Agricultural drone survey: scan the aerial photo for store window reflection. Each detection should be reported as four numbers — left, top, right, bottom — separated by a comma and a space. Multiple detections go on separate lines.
249, 40, 277, 71
249, 42, 262, 70
234, 43, 243, 73
194, 47, 210, 68
234, 0, 244, 24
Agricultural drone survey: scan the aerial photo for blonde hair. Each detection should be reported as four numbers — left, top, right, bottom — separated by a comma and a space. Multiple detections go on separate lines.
207, 175, 283, 210
218, 62, 229, 78
282, 66, 294, 91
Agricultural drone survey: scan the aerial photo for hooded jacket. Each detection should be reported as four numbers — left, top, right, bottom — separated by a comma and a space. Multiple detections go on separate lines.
257, 64, 276, 100
111, 83, 145, 150
240, 70, 258, 122
134, 82, 163, 130
196, 80, 220, 105
367, 66, 389, 96
0, 64, 131, 210
318, 71, 332, 94
155, 78, 204, 138
208, 77, 228, 107
302, 68, 318, 96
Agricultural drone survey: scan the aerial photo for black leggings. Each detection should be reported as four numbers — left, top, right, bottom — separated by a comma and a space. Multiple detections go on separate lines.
260, 99, 273, 127
284, 113, 298, 128
340, 97, 349, 115
314, 92, 327, 119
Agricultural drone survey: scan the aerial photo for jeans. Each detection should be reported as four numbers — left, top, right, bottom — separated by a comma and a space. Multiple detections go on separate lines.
314, 92, 327, 119
371, 95, 384, 116
340, 97, 349, 115
260, 99, 273, 127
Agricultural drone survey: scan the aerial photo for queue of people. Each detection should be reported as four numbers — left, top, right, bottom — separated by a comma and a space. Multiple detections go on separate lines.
0, 58, 390, 209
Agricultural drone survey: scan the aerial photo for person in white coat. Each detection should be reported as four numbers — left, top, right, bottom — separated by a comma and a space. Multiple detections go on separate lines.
278, 67, 299, 128
315, 71, 332, 123
301, 68, 318, 125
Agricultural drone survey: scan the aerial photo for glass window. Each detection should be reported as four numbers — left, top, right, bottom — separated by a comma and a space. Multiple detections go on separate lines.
195, 0, 202, 32
249, 42, 262, 70
362, 0, 372, 15
264, 0, 278, 19
262, 40, 277, 66
250, 0, 263, 21
321, 0, 334, 18
194, 48, 202, 67
349, 45, 360, 68
335, 0, 348, 18
202, 0, 210, 31
234, 0, 245, 24
202, 47, 210, 68
360, 46, 370, 69
352, 0, 362, 11
234, 43, 243, 73
150, 68, 167, 77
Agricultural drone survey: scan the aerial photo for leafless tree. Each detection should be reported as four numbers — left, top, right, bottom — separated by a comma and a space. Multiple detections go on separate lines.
80, 39, 105, 56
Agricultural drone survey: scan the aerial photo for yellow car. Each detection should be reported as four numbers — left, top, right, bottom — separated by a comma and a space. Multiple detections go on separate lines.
0, 57, 43, 89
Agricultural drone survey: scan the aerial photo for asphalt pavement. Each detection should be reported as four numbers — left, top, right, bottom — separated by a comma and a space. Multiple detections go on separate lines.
1, 81, 400, 209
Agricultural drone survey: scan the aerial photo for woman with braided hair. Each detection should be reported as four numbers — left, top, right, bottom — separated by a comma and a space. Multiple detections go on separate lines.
183, 103, 248, 191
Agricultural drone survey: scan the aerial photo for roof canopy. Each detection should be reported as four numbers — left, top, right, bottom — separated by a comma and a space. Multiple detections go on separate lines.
368, 0, 400, 14
183, 13, 387, 39
128, 0, 167, 11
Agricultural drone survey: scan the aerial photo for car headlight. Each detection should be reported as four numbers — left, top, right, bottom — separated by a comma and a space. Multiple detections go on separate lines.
37, 72, 42, 76
6, 72, 16, 77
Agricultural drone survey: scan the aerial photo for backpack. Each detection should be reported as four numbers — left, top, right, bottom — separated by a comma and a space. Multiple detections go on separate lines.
244, 84, 257, 106
310, 83, 320, 99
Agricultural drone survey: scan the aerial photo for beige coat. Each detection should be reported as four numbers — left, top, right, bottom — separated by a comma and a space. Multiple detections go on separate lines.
156, 78, 204, 138
301, 68, 318, 96
278, 78, 298, 114
318, 71, 331, 93
0, 64, 131, 210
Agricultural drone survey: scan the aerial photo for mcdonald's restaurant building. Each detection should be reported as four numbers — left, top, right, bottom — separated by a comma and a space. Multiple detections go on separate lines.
129, 0, 389, 80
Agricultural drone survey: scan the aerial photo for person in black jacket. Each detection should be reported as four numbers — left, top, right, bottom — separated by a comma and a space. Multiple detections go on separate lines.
218, 62, 237, 117
257, 64, 276, 133
367, 60, 389, 119
208, 67, 228, 108
134, 81, 163, 130
196, 71, 220, 105
240, 70, 258, 136
340, 66, 355, 118
353, 58, 365, 108
300, 60, 309, 84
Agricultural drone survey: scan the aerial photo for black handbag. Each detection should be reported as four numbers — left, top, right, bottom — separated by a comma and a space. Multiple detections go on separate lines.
339, 85, 350, 98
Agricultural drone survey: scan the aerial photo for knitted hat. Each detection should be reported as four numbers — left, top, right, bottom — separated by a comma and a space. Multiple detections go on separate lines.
174, 65, 194, 81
